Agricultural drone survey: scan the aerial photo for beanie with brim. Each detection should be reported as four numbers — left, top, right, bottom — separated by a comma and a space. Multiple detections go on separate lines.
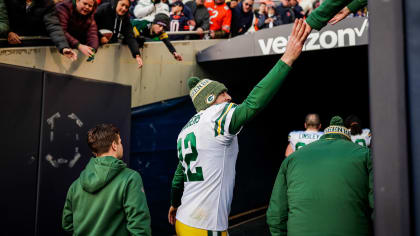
323, 116, 352, 140
153, 13, 170, 30
188, 77, 228, 112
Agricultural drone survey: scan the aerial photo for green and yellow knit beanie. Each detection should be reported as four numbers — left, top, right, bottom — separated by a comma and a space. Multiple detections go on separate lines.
188, 77, 227, 112
323, 116, 351, 139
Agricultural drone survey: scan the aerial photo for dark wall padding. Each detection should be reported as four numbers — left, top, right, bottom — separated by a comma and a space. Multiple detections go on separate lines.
0, 63, 131, 236
130, 97, 196, 235
0, 64, 43, 236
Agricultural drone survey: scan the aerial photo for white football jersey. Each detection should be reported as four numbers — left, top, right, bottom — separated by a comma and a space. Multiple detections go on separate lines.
176, 102, 240, 231
351, 128, 371, 147
288, 130, 323, 151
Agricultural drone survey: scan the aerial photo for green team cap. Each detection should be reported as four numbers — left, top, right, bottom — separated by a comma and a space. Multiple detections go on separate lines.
323, 116, 352, 139
188, 77, 227, 112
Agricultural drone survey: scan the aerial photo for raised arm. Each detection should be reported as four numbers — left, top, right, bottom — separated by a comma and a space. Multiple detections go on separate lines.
229, 19, 310, 134
305, 0, 367, 31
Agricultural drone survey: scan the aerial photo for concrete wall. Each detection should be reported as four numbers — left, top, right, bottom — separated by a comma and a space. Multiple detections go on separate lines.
0, 40, 220, 107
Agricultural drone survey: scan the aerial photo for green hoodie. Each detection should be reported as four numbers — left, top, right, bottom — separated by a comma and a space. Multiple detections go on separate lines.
62, 156, 152, 236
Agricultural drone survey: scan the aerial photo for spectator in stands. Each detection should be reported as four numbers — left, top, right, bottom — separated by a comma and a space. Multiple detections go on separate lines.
257, 3, 282, 29
226, 0, 237, 9
305, 0, 367, 32
169, 0, 194, 23
185, 0, 209, 39
131, 0, 169, 43
4, 0, 77, 60
95, 0, 143, 68
345, 115, 372, 147
253, 1, 266, 31
267, 116, 373, 236
56, 0, 99, 60
169, 0, 189, 40
230, 0, 253, 37
0, 0, 9, 36
276, 0, 295, 24
205, 0, 231, 39
290, 0, 304, 18
132, 13, 183, 60
284, 113, 322, 157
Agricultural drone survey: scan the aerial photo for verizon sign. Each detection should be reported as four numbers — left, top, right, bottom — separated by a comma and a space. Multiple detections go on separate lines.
258, 18, 368, 55
197, 17, 368, 63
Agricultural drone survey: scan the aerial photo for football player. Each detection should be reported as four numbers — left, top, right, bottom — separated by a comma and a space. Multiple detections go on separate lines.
168, 19, 311, 236
345, 115, 371, 147
285, 113, 323, 157
205, 0, 232, 38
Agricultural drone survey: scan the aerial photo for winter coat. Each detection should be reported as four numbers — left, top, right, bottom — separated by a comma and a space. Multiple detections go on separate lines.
267, 133, 373, 236
230, 1, 253, 37
56, 0, 99, 50
185, 0, 209, 31
291, 4, 304, 18
0, 0, 9, 36
94, 1, 140, 57
169, 11, 188, 40
257, 13, 282, 29
276, 3, 295, 24
4, 0, 69, 52
133, 0, 169, 21
62, 156, 152, 236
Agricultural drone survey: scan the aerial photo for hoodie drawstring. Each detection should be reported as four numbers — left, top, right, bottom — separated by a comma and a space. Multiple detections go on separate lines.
113, 15, 123, 39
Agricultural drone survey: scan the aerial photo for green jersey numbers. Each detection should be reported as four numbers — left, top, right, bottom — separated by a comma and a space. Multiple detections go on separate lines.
354, 139, 367, 147
295, 142, 306, 150
351, 128, 372, 147
177, 132, 204, 182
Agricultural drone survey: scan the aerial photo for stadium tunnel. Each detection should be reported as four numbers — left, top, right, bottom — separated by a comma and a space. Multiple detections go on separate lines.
197, 35, 369, 236
129, 18, 370, 235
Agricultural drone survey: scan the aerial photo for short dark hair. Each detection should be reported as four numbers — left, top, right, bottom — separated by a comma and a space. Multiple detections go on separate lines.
344, 115, 363, 135
305, 113, 320, 128
87, 124, 120, 156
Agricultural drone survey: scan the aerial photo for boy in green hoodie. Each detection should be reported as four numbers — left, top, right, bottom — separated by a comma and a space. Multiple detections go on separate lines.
62, 124, 152, 236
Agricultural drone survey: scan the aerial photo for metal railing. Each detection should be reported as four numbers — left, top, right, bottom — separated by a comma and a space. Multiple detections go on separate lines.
0, 30, 210, 43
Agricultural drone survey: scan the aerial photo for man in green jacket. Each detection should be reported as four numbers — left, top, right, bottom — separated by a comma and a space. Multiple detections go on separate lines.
62, 124, 152, 236
305, 0, 367, 31
267, 116, 374, 236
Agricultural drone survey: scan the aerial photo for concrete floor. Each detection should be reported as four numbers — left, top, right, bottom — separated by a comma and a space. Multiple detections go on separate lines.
228, 216, 271, 236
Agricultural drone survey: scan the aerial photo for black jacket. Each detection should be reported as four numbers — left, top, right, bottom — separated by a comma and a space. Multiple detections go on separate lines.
230, 2, 253, 37
276, 3, 295, 24
94, 1, 140, 58
185, 1, 209, 31
257, 13, 282, 29
5, 0, 69, 52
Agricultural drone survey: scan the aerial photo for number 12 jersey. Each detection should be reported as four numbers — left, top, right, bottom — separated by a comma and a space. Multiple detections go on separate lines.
176, 102, 239, 231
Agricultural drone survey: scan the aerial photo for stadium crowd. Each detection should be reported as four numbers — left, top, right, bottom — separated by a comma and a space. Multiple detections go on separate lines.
0, 0, 367, 67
